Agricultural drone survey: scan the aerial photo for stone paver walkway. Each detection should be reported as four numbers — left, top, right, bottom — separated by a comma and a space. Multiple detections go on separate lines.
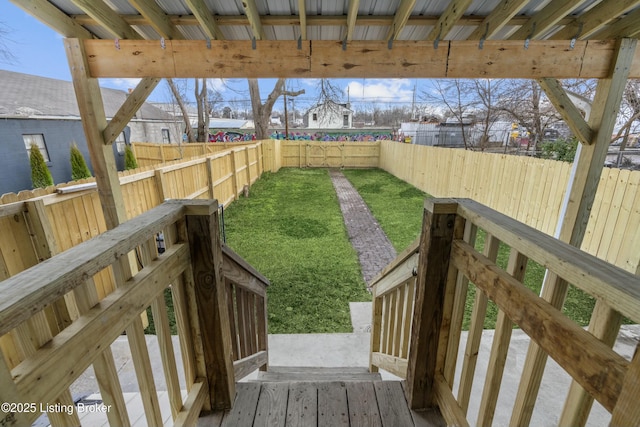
329, 169, 397, 286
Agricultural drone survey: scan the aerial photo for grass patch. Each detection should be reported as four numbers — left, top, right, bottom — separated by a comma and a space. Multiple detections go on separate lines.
342, 169, 430, 252
224, 169, 371, 334
342, 168, 598, 329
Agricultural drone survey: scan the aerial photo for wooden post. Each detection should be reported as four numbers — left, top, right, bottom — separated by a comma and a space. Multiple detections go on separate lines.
610, 343, 640, 426
512, 38, 637, 426
245, 146, 251, 186
206, 157, 215, 200
65, 38, 128, 230
405, 199, 459, 409
230, 151, 239, 199
185, 200, 235, 409
24, 199, 77, 331
66, 37, 159, 423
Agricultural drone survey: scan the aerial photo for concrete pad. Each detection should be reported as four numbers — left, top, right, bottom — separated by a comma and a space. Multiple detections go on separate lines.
349, 301, 372, 332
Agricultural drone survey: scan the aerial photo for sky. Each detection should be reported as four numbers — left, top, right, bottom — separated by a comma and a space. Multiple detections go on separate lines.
0, 1, 426, 115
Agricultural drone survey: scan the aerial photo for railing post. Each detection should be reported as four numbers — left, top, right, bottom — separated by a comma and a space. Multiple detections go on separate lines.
184, 200, 235, 410
405, 199, 459, 410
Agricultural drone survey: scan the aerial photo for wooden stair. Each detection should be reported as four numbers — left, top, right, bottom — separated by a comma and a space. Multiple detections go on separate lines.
197, 367, 445, 427
255, 366, 382, 382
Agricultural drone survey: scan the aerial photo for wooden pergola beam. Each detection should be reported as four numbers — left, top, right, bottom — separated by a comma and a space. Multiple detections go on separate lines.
551, 0, 640, 40
129, 0, 183, 40
346, 0, 360, 41
69, 0, 140, 40
537, 78, 593, 145
466, 0, 529, 41
242, 0, 265, 40
508, 0, 587, 41
297, 0, 306, 40
184, 0, 224, 40
79, 39, 640, 79
8, 0, 93, 38
426, 0, 474, 42
386, 0, 416, 41
103, 77, 162, 146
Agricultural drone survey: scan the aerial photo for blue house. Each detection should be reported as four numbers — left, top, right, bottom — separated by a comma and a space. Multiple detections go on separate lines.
0, 70, 179, 196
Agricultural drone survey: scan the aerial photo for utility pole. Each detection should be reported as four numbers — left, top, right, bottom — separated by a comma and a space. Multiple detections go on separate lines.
284, 92, 289, 140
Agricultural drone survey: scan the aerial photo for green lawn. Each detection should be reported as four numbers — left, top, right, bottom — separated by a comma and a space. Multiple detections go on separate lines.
342, 168, 597, 328
148, 167, 601, 336
223, 169, 371, 334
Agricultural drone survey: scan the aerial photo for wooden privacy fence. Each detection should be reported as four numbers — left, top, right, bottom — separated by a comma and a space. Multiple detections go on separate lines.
0, 142, 265, 371
371, 198, 640, 426
0, 200, 268, 427
280, 141, 380, 168
379, 141, 640, 275
132, 141, 265, 168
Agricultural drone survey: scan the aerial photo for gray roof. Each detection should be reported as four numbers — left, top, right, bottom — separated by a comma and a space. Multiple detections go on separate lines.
0, 70, 172, 120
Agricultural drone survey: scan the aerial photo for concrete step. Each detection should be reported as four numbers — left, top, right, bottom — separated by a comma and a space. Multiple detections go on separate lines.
256, 366, 382, 382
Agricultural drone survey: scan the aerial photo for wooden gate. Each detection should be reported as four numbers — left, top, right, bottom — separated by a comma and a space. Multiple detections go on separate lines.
305, 143, 344, 167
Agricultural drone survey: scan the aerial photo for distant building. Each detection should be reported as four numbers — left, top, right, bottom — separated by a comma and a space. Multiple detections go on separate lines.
400, 118, 511, 148
306, 101, 353, 129
0, 70, 180, 195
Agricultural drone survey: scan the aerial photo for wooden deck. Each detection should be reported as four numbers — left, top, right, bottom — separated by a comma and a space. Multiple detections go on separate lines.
198, 381, 445, 427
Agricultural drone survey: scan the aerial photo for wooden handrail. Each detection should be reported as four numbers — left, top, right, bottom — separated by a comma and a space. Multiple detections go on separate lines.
455, 198, 640, 323
0, 199, 270, 426
221, 244, 270, 380
0, 200, 188, 337
372, 198, 640, 426
369, 239, 419, 378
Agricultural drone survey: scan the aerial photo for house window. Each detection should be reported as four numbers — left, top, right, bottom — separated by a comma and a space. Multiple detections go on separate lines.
312, 113, 318, 121
23, 134, 50, 162
343, 114, 349, 126
115, 132, 126, 154
162, 128, 171, 143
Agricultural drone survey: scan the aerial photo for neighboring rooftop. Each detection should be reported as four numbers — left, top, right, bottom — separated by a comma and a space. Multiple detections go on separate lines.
0, 70, 171, 120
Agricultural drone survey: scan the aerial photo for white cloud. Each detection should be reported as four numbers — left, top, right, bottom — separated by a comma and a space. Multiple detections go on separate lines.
207, 78, 227, 92
345, 79, 414, 103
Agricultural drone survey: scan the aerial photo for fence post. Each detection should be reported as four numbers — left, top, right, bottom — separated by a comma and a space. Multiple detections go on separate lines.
230, 151, 238, 199
405, 198, 459, 410
245, 146, 251, 186
184, 200, 235, 409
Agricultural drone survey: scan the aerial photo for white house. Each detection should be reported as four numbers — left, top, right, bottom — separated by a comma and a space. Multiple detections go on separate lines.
306, 101, 353, 129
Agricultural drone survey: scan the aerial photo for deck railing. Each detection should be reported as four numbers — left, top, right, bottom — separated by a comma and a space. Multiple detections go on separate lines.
371, 198, 640, 427
222, 245, 269, 381
0, 199, 268, 427
369, 240, 418, 378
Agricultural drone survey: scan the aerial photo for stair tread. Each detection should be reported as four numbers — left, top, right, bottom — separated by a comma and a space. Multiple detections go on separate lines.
255, 366, 382, 382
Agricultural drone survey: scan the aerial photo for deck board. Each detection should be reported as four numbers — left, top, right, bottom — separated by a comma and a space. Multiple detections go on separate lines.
346, 381, 383, 427
78, 380, 444, 427
223, 383, 262, 427
285, 382, 318, 427
254, 382, 289, 427
374, 381, 415, 427
318, 382, 349, 427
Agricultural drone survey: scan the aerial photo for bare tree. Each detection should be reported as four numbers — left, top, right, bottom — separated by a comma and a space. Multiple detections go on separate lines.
167, 78, 195, 142
424, 79, 501, 150
248, 79, 304, 139
497, 80, 561, 152
0, 21, 16, 64
194, 78, 209, 142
